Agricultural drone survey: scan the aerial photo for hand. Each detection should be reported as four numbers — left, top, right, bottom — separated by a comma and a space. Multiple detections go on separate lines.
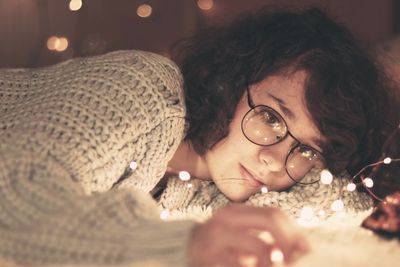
187, 204, 309, 267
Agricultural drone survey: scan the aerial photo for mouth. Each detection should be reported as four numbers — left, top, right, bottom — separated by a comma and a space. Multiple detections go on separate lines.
239, 164, 263, 187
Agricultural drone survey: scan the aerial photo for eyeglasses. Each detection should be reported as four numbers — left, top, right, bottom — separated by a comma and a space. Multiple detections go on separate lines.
241, 88, 326, 185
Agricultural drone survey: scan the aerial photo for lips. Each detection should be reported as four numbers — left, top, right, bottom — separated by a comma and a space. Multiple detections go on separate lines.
240, 164, 263, 187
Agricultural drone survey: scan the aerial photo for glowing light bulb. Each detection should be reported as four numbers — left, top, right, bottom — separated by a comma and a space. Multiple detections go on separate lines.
261, 186, 268, 193
383, 157, 392, 164
69, 0, 82, 11
363, 177, 374, 188
346, 182, 356, 192
137, 4, 152, 18
129, 161, 138, 170
197, 0, 214, 10
179, 171, 191, 181
331, 199, 344, 212
160, 209, 170, 220
257, 231, 275, 245
187, 183, 193, 188
320, 169, 333, 184
239, 255, 257, 267
270, 248, 284, 263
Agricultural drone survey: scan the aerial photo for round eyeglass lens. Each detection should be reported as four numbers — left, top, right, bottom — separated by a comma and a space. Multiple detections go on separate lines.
242, 106, 287, 145
285, 145, 325, 184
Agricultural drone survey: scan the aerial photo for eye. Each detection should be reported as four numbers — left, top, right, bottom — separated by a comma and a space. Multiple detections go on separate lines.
298, 145, 317, 159
262, 110, 280, 125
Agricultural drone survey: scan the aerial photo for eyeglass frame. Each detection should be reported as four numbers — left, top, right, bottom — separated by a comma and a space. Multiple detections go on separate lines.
240, 87, 325, 185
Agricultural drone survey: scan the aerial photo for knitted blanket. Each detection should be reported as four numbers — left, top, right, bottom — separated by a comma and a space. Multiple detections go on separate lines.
158, 169, 373, 222
158, 176, 399, 267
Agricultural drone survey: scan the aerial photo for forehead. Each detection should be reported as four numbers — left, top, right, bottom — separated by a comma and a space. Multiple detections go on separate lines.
250, 71, 325, 148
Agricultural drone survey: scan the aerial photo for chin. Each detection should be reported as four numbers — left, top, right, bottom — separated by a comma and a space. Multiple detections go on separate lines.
226, 194, 250, 202
217, 185, 255, 202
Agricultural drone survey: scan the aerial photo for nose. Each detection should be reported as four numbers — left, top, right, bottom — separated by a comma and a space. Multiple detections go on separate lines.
258, 135, 296, 172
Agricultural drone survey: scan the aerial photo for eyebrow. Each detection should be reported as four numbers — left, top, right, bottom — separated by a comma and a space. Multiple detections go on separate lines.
268, 93, 296, 120
267, 93, 324, 151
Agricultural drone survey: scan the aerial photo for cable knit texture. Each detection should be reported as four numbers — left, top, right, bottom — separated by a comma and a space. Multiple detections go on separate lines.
158, 169, 373, 222
0, 50, 195, 267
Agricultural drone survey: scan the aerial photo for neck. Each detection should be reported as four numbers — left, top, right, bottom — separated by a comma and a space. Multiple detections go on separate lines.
167, 140, 211, 180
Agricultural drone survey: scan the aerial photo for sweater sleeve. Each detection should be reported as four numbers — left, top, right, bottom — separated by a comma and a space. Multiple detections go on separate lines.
0, 148, 196, 267
0, 50, 195, 266
0, 50, 187, 195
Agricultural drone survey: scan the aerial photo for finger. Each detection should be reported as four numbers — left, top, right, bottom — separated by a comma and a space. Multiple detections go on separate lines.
189, 223, 270, 267
218, 228, 273, 267
214, 204, 309, 261
219, 251, 244, 267
199, 251, 243, 267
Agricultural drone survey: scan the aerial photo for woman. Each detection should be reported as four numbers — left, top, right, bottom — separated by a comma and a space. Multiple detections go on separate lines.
0, 7, 397, 267
166, 7, 398, 266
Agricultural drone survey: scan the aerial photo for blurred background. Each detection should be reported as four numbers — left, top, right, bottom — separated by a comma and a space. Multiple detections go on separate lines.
0, 0, 399, 68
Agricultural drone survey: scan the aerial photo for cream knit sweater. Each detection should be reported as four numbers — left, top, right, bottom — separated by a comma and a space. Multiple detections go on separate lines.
0, 50, 195, 267
0, 50, 373, 267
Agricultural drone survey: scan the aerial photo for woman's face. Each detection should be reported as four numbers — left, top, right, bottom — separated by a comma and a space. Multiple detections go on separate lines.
204, 71, 325, 202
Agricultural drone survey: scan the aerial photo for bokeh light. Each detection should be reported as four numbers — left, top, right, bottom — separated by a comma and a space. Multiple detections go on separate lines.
270, 248, 284, 263
346, 182, 356, 192
320, 169, 333, 184
331, 199, 344, 212
69, 0, 82, 11
363, 177, 374, 188
129, 161, 138, 170
197, 0, 214, 11
47, 36, 58, 51
47, 36, 69, 52
56, 37, 69, 52
383, 157, 392, 164
261, 186, 268, 193
137, 4, 152, 18
179, 171, 191, 181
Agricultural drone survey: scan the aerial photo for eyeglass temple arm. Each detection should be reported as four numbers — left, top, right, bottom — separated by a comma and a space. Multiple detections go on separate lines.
246, 86, 255, 108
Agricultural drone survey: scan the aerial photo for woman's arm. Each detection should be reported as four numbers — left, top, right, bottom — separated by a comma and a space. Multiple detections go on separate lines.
0, 148, 195, 267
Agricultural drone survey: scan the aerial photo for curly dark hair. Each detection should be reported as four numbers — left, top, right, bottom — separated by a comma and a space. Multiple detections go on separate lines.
171, 7, 399, 177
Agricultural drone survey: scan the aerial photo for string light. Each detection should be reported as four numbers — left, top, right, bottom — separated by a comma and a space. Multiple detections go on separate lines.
239, 255, 257, 267
318, 210, 325, 217
346, 182, 356, 192
179, 171, 191, 181
363, 177, 374, 188
69, 0, 82, 11
157, 127, 399, 229
137, 4, 152, 18
129, 161, 138, 170
261, 186, 268, 193
383, 157, 392, 164
270, 248, 284, 263
257, 231, 275, 244
197, 0, 214, 11
300, 206, 314, 220
331, 199, 344, 212
320, 169, 333, 184
160, 209, 170, 220
348, 136, 400, 203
